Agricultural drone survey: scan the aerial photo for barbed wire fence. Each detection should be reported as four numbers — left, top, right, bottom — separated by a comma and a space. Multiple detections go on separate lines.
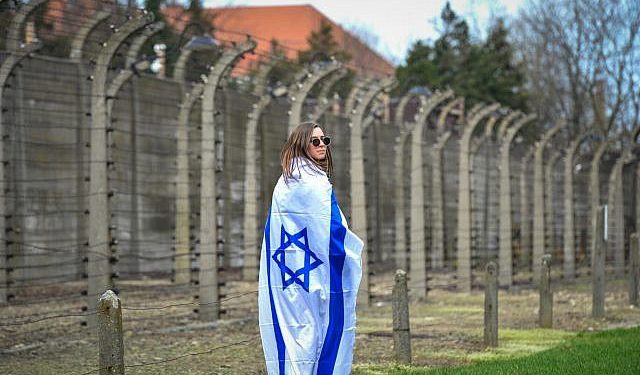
1, 0, 639, 374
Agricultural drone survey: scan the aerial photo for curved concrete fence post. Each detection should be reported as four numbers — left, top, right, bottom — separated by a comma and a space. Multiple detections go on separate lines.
363, 100, 384, 130
532, 119, 566, 285
350, 77, 396, 306
470, 116, 498, 268
88, 11, 155, 323
174, 83, 204, 285
0, 38, 41, 303
174, 50, 194, 84
436, 98, 463, 133
631, 126, 640, 256
588, 140, 613, 274
199, 39, 257, 321
637, 165, 640, 249
103, 21, 164, 276
125, 21, 165, 66
394, 130, 412, 271
106, 22, 165, 117
633, 127, 640, 256
344, 77, 375, 116
431, 98, 463, 269
287, 60, 341, 134
70, 11, 112, 276
496, 111, 523, 140
311, 68, 348, 122
431, 130, 452, 269
393, 92, 420, 271
545, 151, 563, 259
563, 132, 592, 280
1, 0, 48, 302
520, 147, 536, 271
70, 9, 112, 61
607, 148, 634, 277
456, 103, 500, 293
466, 103, 485, 121
409, 90, 454, 298
498, 114, 536, 287
243, 59, 277, 281
5, 0, 49, 53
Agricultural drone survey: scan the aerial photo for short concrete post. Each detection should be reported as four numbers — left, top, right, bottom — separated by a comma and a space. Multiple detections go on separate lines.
629, 233, 639, 307
539, 254, 553, 328
392, 269, 411, 364
484, 261, 498, 347
592, 206, 606, 318
97, 290, 125, 375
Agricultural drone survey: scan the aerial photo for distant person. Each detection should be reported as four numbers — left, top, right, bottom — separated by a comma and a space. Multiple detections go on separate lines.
258, 122, 363, 374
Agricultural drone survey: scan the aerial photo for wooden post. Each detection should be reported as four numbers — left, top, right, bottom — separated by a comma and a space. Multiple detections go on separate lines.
484, 261, 498, 347
539, 254, 553, 328
392, 269, 411, 364
592, 206, 606, 318
630, 233, 639, 307
97, 290, 125, 375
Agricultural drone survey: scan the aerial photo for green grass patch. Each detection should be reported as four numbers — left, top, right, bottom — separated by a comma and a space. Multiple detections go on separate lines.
373, 326, 640, 375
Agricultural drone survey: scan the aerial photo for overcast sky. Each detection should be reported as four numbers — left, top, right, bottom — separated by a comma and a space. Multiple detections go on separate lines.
202, 0, 526, 64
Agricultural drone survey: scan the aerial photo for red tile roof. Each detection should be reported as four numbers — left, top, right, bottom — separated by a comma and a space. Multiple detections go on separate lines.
162, 4, 394, 78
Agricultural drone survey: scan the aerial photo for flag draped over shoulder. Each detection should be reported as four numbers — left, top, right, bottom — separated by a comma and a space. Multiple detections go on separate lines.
258, 158, 363, 375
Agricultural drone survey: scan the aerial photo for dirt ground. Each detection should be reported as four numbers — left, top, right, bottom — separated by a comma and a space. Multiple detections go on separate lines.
1, 268, 639, 374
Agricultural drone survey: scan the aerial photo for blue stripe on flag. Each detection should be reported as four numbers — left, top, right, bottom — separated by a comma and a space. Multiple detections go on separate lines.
317, 190, 347, 374
265, 210, 286, 375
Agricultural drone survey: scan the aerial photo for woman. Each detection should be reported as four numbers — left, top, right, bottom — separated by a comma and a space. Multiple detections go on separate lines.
258, 122, 363, 375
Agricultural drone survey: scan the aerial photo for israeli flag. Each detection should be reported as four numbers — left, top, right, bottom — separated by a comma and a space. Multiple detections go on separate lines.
258, 158, 363, 375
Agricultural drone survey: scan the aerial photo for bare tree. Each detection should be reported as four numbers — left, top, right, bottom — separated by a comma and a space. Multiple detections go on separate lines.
513, 0, 640, 138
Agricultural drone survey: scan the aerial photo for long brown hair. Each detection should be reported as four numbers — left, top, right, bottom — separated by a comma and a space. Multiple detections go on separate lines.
280, 122, 333, 180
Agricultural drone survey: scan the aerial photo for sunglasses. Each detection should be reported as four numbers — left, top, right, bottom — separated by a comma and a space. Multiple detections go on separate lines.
310, 136, 331, 147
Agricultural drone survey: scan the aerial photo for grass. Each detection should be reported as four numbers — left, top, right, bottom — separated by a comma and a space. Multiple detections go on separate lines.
362, 326, 640, 375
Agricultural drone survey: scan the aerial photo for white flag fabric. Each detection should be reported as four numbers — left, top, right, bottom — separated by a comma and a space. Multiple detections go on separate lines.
258, 158, 363, 375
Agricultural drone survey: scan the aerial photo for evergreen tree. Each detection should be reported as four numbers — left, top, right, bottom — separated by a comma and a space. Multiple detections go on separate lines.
396, 2, 528, 111
297, 21, 351, 64
296, 21, 353, 98
480, 18, 528, 110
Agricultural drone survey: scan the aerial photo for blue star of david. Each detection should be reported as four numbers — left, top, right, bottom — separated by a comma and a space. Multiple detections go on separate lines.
272, 225, 323, 292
